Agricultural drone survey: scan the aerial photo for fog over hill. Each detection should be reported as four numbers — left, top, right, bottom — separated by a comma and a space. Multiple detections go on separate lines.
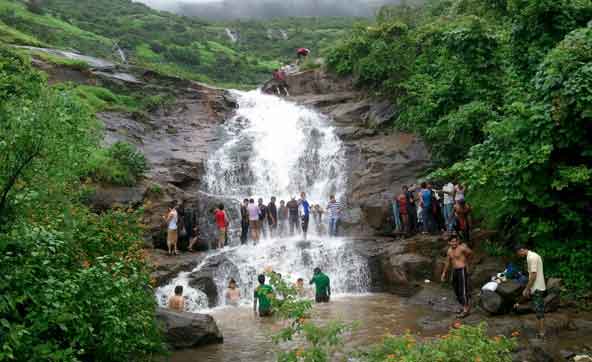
135, 0, 408, 19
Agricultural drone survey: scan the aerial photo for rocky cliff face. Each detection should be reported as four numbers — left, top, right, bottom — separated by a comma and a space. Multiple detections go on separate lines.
266, 70, 432, 234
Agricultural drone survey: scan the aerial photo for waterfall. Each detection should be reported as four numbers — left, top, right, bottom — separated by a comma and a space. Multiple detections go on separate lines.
155, 90, 369, 313
225, 28, 238, 43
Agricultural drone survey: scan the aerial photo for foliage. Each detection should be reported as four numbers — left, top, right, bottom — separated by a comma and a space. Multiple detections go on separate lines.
265, 273, 354, 362
0, 0, 362, 87
326, 0, 592, 297
0, 45, 164, 360
84, 142, 148, 186
360, 324, 516, 362
0, 45, 98, 223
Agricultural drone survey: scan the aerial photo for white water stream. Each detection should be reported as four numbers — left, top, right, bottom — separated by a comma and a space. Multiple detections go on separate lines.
156, 90, 368, 313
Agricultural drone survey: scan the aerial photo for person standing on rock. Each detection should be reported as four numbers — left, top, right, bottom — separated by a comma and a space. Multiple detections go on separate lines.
287, 196, 300, 236
247, 199, 261, 243
214, 204, 228, 249
253, 274, 274, 317
310, 267, 331, 303
163, 201, 179, 256
278, 200, 288, 237
258, 198, 269, 239
299, 192, 311, 241
240, 199, 250, 245
419, 182, 435, 234
397, 188, 409, 234
454, 199, 472, 243
515, 245, 546, 339
442, 181, 455, 233
404, 185, 418, 234
267, 197, 278, 238
441, 235, 473, 318
327, 195, 342, 237
168, 285, 185, 312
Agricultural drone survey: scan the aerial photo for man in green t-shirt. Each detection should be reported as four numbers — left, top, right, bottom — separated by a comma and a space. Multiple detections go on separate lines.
253, 274, 274, 317
310, 267, 331, 303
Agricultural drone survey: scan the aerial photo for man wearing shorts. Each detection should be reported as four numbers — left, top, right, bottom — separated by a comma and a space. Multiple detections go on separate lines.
247, 199, 260, 243
163, 201, 179, 256
214, 204, 228, 249
441, 235, 473, 318
515, 245, 546, 339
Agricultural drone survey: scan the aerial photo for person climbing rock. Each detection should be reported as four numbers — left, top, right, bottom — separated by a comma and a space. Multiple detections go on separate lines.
287, 197, 300, 236
515, 245, 546, 339
247, 199, 260, 243
310, 267, 331, 303
299, 192, 311, 241
268, 197, 278, 238
326, 195, 342, 237
278, 200, 288, 237
168, 285, 185, 312
240, 198, 249, 245
163, 201, 179, 256
253, 274, 274, 317
214, 204, 228, 249
296, 47, 310, 63
441, 236, 473, 318
225, 279, 241, 307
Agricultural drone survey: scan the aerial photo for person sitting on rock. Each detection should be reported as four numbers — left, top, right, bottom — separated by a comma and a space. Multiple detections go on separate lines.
168, 285, 185, 312
253, 274, 274, 317
310, 267, 331, 303
225, 279, 241, 307
441, 235, 473, 318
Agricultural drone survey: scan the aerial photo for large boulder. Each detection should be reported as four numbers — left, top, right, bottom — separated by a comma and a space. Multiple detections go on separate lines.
156, 307, 223, 349
188, 254, 240, 308
480, 290, 504, 314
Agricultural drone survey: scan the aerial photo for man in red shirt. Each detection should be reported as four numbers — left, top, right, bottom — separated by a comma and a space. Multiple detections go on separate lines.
215, 204, 229, 249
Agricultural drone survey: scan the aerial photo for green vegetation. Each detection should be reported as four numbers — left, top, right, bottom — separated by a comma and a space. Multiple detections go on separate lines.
0, 45, 163, 361
85, 142, 148, 187
326, 0, 592, 296
0, 0, 361, 87
267, 273, 516, 362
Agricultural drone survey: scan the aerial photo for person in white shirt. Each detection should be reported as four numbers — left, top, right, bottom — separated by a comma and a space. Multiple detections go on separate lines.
163, 201, 179, 256
442, 182, 455, 232
515, 245, 546, 339
247, 199, 261, 243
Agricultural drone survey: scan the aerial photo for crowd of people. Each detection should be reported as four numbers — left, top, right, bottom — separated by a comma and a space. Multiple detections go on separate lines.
168, 266, 332, 318
239, 192, 343, 245
391, 181, 472, 242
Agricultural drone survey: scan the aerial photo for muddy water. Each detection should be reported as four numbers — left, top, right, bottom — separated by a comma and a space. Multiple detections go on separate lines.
169, 294, 449, 362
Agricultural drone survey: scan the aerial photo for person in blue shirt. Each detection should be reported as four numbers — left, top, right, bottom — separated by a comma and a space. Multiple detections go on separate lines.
299, 192, 310, 241
419, 182, 435, 234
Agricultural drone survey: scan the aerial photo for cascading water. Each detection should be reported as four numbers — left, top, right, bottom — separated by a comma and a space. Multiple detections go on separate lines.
156, 90, 370, 313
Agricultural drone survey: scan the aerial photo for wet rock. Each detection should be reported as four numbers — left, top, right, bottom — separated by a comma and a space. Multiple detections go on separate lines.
547, 278, 563, 290
480, 290, 504, 314
560, 351, 576, 360
470, 257, 507, 288
188, 254, 240, 307
156, 307, 223, 349
148, 249, 205, 286
574, 356, 592, 362
497, 280, 524, 300
195, 191, 242, 247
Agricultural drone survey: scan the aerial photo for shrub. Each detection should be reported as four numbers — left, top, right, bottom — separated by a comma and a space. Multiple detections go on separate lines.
361, 324, 516, 362
85, 142, 148, 186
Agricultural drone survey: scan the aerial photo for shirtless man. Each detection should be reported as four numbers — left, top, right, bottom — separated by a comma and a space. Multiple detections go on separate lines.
441, 236, 473, 318
168, 285, 185, 312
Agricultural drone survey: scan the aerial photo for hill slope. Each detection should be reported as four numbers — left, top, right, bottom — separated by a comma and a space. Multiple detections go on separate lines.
0, 0, 365, 87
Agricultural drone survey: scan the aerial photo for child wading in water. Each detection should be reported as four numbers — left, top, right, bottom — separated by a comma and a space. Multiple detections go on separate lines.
225, 279, 241, 306
168, 285, 185, 312
253, 274, 274, 317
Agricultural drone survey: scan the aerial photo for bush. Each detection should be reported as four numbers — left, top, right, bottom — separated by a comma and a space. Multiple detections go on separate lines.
0, 215, 164, 362
361, 324, 516, 362
85, 142, 148, 186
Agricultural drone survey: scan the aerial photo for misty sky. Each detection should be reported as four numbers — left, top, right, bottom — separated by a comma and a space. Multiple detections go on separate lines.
135, 0, 404, 19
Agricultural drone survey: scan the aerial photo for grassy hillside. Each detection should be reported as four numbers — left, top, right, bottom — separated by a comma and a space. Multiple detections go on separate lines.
0, 0, 363, 87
